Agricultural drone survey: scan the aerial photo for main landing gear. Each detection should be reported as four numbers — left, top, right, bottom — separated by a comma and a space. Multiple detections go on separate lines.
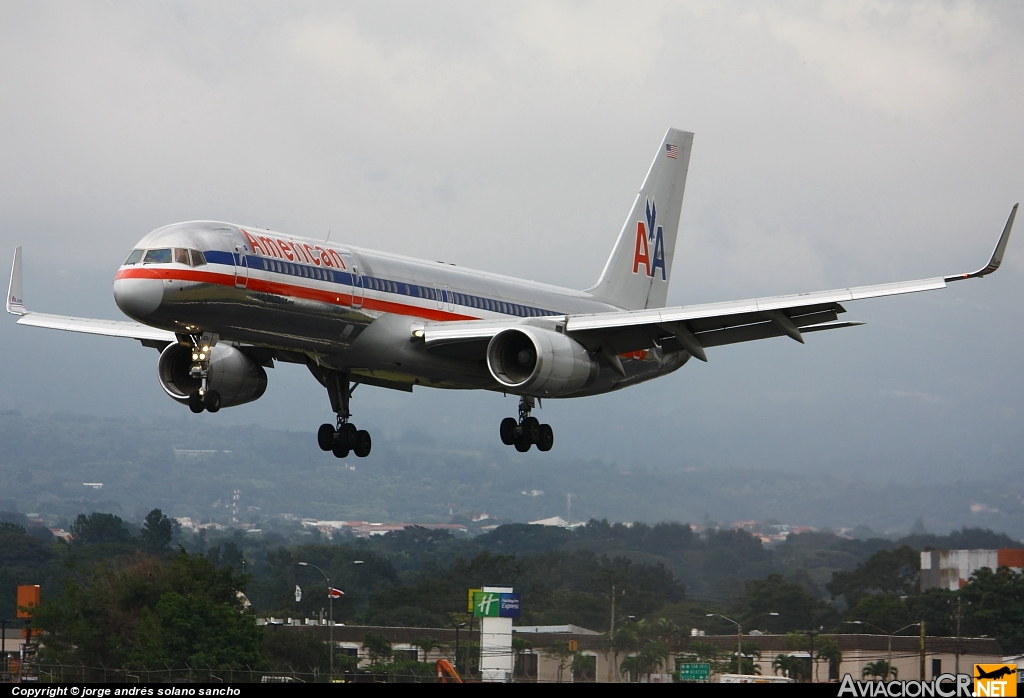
500, 396, 554, 452
186, 333, 221, 414
316, 371, 372, 458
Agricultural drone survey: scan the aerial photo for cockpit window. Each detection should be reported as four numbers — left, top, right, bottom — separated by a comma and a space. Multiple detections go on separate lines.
143, 248, 172, 264
174, 248, 190, 265
124, 249, 144, 265
189, 249, 207, 267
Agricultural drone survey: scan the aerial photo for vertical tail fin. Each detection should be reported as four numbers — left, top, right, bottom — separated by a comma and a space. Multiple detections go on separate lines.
587, 129, 693, 310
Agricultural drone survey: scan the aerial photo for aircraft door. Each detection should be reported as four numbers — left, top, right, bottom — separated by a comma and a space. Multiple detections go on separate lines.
340, 252, 364, 309
233, 245, 248, 289
434, 283, 444, 311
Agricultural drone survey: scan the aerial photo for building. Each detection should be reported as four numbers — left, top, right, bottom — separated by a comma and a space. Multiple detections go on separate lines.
920, 549, 1024, 591
265, 623, 1003, 683
694, 634, 1003, 683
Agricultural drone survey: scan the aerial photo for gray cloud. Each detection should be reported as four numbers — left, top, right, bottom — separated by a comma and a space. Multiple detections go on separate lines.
1, 2, 1023, 524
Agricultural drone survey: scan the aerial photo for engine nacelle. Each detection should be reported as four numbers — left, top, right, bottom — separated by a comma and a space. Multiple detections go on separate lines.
486, 326, 598, 397
158, 343, 268, 408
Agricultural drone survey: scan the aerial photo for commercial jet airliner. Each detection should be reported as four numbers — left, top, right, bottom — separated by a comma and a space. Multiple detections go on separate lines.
6, 129, 1018, 458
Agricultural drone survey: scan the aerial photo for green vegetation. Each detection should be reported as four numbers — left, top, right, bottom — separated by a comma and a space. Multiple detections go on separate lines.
3, 506, 1024, 674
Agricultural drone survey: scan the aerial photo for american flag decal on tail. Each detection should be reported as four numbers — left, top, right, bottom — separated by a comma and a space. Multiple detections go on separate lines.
665, 143, 678, 159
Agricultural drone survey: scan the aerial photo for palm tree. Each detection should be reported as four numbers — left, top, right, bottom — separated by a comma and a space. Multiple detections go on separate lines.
816, 640, 842, 681
862, 660, 897, 680
409, 636, 441, 662
773, 654, 805, 681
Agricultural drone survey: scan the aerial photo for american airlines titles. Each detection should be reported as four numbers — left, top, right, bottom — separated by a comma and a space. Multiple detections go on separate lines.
240, 229, 348, 271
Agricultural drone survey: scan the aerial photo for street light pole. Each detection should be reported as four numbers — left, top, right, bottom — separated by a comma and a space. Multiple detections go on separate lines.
706, 612, 779, 676
706, 614, 742, 674
298, 562, 333, 680
844, 620, 920, 678
453, 622, 467, 676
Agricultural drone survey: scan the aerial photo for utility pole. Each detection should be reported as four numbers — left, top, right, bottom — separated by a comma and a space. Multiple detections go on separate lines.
919, 621, 926, 681
955, 596, 961, 676
608, 584, 615, 683
0, 619, 8, 674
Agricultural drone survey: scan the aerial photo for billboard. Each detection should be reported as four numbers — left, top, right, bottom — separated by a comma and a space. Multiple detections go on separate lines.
16, 585, 40, 619
472, 591, 520, 618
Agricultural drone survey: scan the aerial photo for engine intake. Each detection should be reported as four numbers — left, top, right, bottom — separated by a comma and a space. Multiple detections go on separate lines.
158, 343, 268, 408
486, 326, 598, 397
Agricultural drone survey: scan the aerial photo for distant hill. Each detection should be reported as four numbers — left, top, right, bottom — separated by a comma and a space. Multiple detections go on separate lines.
1, 411, 1023, 539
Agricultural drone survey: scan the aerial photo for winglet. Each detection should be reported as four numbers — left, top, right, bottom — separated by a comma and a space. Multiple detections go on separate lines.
7, 246, 25, 315
946, 204, 1017, 282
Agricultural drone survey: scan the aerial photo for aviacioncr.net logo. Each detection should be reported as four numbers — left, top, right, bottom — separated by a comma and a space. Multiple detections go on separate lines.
975, 664, 1017, 697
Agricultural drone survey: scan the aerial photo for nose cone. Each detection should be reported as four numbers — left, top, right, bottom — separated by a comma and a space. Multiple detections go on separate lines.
114, 275, 164, 319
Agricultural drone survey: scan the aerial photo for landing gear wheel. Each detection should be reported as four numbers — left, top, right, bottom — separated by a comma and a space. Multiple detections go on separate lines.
203, 390, 221, 413
332, 441, 350, 458
317, 424, 336, 451
536, 424, 554, 452
500, 418, 518, 446
188, 391, 205, 414
353, 430, 372, 458
340, 422, 359, 448
514, 433, 532, 452
522, 416, 541, 444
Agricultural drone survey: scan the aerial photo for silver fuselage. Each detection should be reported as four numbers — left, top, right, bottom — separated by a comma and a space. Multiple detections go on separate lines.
112, 221, 686, 396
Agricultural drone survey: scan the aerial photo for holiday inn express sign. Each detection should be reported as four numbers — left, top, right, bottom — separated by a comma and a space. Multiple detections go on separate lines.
472, 591, 520, 618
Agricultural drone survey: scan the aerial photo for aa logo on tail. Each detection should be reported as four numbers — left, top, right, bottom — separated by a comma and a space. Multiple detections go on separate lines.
975, 664, 1017, 696
632, 199, 667, 280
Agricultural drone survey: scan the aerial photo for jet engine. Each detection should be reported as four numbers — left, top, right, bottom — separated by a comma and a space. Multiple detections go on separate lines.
486, 326, 598, 397
158, 343, 268, 408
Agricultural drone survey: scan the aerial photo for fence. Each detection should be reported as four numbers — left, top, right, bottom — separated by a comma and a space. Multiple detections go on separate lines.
22, 662, 443, 684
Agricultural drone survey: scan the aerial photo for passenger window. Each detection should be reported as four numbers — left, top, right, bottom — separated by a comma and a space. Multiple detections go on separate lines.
143, 249, 172, 264
124, 249, 144, 265
189, 250, 207, 267
174, 248, 189, 265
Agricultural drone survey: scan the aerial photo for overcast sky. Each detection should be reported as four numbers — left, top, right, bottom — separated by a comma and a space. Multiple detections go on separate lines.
2, 2, 1023, 521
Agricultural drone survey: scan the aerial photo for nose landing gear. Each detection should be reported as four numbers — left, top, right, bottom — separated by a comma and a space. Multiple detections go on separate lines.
185, 333, 221, 414
315, 371, 372, 458
500, 396, 554, 452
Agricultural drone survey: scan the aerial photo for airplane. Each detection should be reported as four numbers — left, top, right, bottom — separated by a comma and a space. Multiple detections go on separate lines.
975, 666, 1017, 680
6, 129, 1018, 458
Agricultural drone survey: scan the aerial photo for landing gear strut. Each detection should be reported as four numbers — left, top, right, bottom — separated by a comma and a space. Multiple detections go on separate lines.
185, 333, 220, 414
316, 371, 372, 458
500, 396, 554, 452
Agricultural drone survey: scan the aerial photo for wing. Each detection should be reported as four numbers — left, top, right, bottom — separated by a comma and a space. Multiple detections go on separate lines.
424, 205, 1017, 361
7, 246, 176, 347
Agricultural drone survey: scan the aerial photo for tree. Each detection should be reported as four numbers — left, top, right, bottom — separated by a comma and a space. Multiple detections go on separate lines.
843, 594, 911, 633
409, 635, 442, 662
619, 643, 670, 683
69, 512, 134, 547
740, 574, 837, 632
363, 632, 392, 665
772, 654, 806, 681
828, 547, 919, 606
863, 660, 897, 680
547, 640, 574, 683
262, 626, 330, 673
816, 638, 842, 681
140, 509, 173, 555
32, 551, 262, 669
960, 566, 1024, 654
722, 641, 762, 675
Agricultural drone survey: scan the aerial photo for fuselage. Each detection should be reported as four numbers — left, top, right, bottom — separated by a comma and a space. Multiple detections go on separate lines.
112, 221, 686, 395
